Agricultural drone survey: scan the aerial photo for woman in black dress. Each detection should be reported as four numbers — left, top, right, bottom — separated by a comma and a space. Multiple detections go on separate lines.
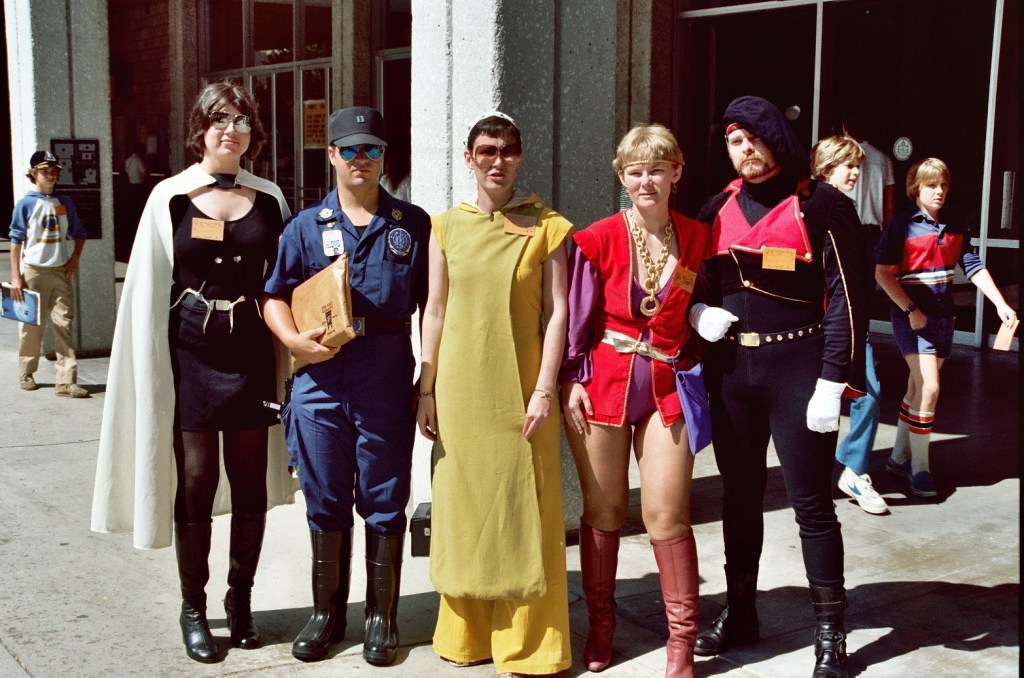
166, 81, 288, 662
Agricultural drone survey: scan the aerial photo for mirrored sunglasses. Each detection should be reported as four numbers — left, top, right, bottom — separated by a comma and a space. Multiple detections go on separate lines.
338, 144, 385, 161
210, 112, 252, 134
472, 143, 522, 165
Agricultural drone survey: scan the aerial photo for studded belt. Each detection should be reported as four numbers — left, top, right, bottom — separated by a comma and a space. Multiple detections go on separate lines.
601, 329, 677, 364
724, 322, 823, 348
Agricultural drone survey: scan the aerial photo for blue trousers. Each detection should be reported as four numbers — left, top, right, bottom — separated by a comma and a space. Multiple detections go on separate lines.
836, 338, 880, 475
283, 335, 415, 534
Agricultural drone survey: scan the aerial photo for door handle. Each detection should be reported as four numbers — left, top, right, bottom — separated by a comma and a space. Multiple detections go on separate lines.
1001, 170, 1016, 231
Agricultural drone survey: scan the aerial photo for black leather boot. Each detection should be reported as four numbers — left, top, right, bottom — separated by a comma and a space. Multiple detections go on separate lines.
362, 528, 403, 666
175, 522, 219, 663
693, 564, 759, 656
811, 586, 848, 678
292, 529, 352, 662
224, 511, 266, 649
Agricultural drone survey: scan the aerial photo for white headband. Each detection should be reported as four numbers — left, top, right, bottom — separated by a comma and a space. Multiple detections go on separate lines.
469, 110, 518, 133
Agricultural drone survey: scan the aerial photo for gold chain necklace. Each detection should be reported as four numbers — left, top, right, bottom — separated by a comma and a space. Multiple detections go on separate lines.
625, 208, 674, 316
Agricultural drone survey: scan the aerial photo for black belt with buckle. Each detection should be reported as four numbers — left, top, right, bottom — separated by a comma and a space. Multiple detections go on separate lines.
725, 322, 823, 348
351, 316, 412, 336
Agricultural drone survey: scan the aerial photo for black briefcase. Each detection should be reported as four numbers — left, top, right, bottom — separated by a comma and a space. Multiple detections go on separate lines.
409, 502, 431, 557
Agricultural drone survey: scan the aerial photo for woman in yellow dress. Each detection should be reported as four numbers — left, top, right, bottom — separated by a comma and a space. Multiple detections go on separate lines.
416, 112, 572, 676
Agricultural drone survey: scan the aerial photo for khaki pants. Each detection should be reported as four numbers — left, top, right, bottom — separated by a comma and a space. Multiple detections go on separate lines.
19, 263, 77, 384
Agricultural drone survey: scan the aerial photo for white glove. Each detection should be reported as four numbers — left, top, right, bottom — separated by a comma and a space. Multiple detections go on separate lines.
688, 303, 739, 343
806, 378, 846, 432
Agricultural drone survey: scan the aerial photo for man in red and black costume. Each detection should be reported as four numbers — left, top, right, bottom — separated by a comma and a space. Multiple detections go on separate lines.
689, 96, 867, 678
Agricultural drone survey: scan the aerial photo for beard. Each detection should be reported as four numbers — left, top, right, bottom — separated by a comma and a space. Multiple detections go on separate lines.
737, 155, 777, 181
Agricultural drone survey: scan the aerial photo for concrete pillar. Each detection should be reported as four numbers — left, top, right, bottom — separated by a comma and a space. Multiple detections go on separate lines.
409, 0, 635, 530
4, 0, 116, 355
168, 0, 199, 175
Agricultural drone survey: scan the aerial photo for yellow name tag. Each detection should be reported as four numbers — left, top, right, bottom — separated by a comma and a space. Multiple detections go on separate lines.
672, 266, 697, 292
762, 246, 796, 271
54, 204, 67, 216
503, 214, 537, 237
191, 217, 225, 241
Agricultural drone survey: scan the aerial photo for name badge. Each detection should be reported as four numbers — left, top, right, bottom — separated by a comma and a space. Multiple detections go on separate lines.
503, 214, 537, 237
762, 246, 796, 271
322, 228, 344, 257
672, 266, 697, 293
54, 205, 67, 216
191, 217, 225, 241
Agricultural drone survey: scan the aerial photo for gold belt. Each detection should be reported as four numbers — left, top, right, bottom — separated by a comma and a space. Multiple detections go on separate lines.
601, 329, 677, 364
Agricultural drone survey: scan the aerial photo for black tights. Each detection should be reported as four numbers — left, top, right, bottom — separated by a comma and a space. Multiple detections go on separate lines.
173, 428, 269, 524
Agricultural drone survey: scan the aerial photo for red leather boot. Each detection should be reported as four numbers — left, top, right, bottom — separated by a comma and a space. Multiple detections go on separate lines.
652, 530, 700, 678
579, 520, 620, 672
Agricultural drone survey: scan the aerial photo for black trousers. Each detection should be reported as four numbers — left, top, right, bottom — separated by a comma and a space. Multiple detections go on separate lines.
706, 333, 844, 589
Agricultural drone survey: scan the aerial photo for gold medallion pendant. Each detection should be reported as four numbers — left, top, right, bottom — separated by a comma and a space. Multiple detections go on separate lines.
625, 208, 673, 317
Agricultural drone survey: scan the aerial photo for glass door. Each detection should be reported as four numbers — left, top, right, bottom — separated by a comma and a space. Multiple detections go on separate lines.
677, 0, 1014, 348
676, 3, 818, 218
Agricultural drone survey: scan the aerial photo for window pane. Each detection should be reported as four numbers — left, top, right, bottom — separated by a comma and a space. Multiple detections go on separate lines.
255, 1, 294, 66
305, 3, 332, 59
275, 70, 296, 207
209, 0, 244, 71
301, 68, 330, 208
251, 74, 275, 184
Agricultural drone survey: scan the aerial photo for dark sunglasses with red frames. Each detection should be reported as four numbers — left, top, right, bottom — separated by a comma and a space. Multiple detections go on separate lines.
337, 144, 385, 161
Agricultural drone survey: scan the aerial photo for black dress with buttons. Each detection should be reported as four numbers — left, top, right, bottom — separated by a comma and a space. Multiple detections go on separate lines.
168, 192, 283, 430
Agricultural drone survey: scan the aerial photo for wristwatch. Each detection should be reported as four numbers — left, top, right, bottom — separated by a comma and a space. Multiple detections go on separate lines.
904, 304, 917, 316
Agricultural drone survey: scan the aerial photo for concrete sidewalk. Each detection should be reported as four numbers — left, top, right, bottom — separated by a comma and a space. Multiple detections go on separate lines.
0, 248, 1018, 677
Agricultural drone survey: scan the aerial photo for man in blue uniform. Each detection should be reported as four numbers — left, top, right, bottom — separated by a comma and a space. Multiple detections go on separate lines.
263, 107, 429, 665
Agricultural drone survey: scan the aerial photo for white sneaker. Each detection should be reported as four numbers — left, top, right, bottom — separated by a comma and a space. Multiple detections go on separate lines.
838, 467, 889, 515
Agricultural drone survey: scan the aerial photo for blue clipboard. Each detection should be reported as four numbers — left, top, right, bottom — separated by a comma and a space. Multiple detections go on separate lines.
1, 283, 41, 325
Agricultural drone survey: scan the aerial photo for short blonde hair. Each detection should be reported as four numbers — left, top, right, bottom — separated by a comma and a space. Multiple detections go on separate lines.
613, 124, 684, 173
810, 135, 864, 181
906, 157, 950, 200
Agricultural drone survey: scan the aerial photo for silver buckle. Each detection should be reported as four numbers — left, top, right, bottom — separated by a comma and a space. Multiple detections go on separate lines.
737, 332, 761, 347
352, 316, 365, 337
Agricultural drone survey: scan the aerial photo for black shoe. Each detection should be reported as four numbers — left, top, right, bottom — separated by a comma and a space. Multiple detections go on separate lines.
693, 605, 760, 656
362, 529, 403, 666
224, 512, 266, 649
175, 522, 220, 663
292, 529, 352, 662
811, 586, 848, 678
694, 563, 760, 657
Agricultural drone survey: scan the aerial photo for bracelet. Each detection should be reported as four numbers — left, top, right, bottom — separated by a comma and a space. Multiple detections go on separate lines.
419, 391, 434, 398
533, 389, 552, 401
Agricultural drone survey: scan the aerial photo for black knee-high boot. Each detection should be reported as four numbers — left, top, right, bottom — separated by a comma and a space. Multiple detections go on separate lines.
175, 521, 219, 663
811, 586, 848, 678
693, 563, 760, 656
224, 511, 266, 649
362, 529, 403, 666
292, 529, 352, 662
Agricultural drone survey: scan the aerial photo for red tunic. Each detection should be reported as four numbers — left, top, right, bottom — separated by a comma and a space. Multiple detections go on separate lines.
572, 210, 710, 427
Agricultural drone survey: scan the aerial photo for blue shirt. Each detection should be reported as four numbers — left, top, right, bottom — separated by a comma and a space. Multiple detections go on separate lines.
264, 189, 430, 319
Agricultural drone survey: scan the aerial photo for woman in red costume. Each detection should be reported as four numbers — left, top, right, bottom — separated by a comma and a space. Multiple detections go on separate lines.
561, 124, 710, 677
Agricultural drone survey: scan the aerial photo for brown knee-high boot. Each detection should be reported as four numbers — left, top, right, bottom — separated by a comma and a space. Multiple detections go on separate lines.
652, 530, 699, 678
579, 520, 620, 672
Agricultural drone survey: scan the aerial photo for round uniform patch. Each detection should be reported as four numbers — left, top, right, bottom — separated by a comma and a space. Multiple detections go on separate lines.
387, 227, 412, 257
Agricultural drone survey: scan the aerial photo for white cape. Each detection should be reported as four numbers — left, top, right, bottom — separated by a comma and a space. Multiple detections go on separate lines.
91, 164, 299, 550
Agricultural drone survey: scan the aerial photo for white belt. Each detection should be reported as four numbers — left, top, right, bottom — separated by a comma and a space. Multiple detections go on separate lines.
171, 288, 254, 333
601, 329, 677, 364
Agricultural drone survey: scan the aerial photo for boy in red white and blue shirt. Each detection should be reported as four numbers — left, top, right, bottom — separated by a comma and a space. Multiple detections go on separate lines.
7, 150, 89, 397
875, 157, 1015, 498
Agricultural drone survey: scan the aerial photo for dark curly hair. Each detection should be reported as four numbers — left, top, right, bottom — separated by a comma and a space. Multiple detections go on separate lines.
186, 80, 267, 161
